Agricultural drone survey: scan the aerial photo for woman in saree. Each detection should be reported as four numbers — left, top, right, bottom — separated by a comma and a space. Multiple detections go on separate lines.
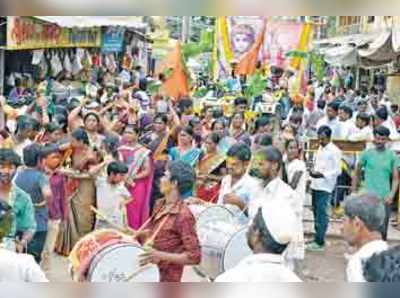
229, 112, 251, 147
118, 125, 153, 230
169, 126, 202, 168
56, 128, 98, 256
196, 132, 227, 203
168, 126, 202, 198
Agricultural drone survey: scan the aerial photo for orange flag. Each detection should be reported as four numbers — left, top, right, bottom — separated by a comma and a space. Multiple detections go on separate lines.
236, 21, 267, 76
160, 42, 189, 101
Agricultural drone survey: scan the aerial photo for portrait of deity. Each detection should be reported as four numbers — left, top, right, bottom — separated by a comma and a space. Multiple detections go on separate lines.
230, 23, 256, 59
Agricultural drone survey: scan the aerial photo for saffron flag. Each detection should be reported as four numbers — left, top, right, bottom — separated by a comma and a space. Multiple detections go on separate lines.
235, 21, 266, 76
160, 41, 189, 101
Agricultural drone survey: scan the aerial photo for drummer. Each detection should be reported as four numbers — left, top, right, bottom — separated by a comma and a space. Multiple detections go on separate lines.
217, 143, 262, 211
215, 200, 301, 282
138, 160, 201, 282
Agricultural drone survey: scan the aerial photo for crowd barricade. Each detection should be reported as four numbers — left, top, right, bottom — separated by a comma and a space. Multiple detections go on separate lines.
303, 139, 364, 211
303, 139, 400, 222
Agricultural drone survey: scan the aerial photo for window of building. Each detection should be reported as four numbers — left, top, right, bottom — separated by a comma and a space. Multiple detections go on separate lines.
368, 16, 375, 23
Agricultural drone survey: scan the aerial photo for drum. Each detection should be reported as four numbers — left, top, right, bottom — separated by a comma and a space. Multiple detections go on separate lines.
223, 204, 249, 226
189, 204, 238, 230
195, 221, 251, 280
87, 243, 160, 282
222, 226, 252, 272
69, 229, 159, 282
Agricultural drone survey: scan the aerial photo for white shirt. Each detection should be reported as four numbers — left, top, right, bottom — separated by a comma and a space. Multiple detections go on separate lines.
95, 176, 131, 227
310, 142, 342, 193
217, 174, 263, 207
249, 177, 304, 261
348, 126, 374, 142
316, 117, 342, 139
0, 248, 48, 282
339, 119, 357, 140
215, 253, 302, 282
346, 240, 388, 282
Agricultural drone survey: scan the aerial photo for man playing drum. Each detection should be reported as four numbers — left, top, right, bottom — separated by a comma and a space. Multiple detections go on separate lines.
138, 161, 201, 282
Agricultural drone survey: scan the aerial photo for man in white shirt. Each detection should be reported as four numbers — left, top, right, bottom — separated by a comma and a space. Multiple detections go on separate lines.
342, 193, 388, 282
338, 104, 357, 140
316, 100, 342, 139
308, 125, 342, 252
247, 146, 304, 270
374, 106, 400, 150
348, 112, 374, 142
0, 201, 48, 282
217, 143, 262, 210
215, 200, 302, 282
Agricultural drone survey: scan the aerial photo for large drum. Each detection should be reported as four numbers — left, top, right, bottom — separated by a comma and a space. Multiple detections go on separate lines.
87, 243, 159, 282
189, 204, 237, 229
188, 204, 251, 280
69, 229, 159, 282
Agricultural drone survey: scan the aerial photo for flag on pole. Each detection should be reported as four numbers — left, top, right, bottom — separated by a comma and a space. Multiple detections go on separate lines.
160, 41, 189, 101
235, 21, 267, 76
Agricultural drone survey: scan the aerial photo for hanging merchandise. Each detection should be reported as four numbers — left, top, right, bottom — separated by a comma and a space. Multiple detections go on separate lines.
51, 50, 63, 77
64, 51, 72, 79
6, 73, 15, 87
39, 52, 49, 79
32, 49, 44, 65
72, 50, 84, 76
82, 50, 93, 70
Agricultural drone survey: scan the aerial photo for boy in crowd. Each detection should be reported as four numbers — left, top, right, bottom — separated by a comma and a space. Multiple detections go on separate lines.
92, 161, 132, 229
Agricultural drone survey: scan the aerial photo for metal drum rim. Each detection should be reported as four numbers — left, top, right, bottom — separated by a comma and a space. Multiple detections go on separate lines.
221, 225, 250, 272
87, 242, 159, 282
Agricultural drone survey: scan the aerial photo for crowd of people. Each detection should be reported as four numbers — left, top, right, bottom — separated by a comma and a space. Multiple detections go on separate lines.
0, 63, 400, 282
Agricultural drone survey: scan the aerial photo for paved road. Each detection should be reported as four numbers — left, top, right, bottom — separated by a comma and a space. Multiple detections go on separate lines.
45, 237, 348, 282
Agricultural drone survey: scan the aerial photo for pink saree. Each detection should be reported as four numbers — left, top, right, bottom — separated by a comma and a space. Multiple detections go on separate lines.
118, 145, 154, 230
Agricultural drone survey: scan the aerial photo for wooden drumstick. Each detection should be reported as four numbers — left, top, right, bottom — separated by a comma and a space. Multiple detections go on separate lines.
144, 214, 170, 247
133, 203, 172, 241
90, 206, 136, 235
124, 264, 154, 282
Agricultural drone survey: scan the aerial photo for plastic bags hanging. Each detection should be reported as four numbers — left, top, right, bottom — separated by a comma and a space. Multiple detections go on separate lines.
51, 50, 63, 77
72, 49, 84, 76
64, 51, 72, 79
6, 73, 15, 87
32, 50, 44, 65
39, 52, 49, 79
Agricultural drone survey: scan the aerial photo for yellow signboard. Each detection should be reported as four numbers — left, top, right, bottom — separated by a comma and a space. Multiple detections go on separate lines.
7, 17, 101, 50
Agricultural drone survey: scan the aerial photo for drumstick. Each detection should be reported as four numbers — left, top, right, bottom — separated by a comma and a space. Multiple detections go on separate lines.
124, 264, 154, 282
133, 203, 172, 240
90, 206, 136, 235
144, 214, 170, 247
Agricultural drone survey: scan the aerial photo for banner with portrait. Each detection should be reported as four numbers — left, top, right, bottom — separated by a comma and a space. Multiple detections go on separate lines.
213, 17, 307, 79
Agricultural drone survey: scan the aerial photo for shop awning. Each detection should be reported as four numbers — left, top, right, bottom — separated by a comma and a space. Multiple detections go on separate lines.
392, 24, 400, 52
34, 16, 147, 29
358, 31, 397, 62
314, 33, 379, 48
323, 45, 358, 66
